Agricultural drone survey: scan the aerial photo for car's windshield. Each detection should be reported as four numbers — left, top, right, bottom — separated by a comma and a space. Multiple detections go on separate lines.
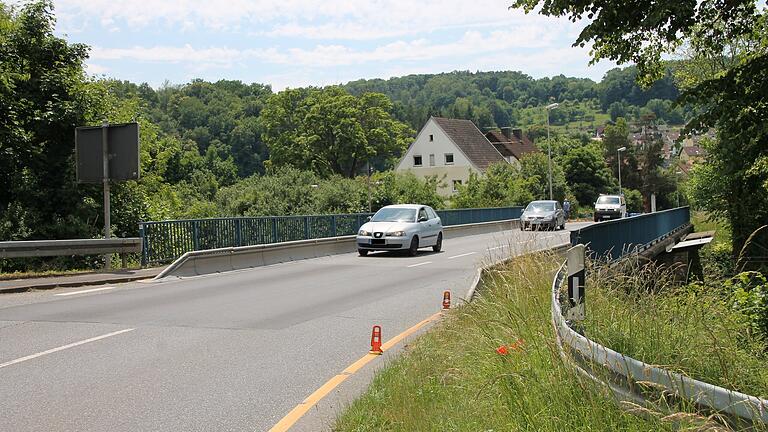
525, 202, 555, 212
597, 196, 620, 205
371, 208, 417, 222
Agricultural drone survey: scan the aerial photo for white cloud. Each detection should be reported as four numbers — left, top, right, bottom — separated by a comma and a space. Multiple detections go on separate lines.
54, 0, 569, 40
85, 63, 109, 75
91, 44, 244, 68
88, 27, 569, 69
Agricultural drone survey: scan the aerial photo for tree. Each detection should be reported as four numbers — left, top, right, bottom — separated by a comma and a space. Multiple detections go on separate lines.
262, 87, 413, 178
512, 0, 767, 265
450, 163, 536, 209
0, 1, 102, 243
560, 143, 616, 206
519, 153, 570, 202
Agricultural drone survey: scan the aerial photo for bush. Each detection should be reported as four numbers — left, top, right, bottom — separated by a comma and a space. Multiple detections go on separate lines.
727, 271, 768, 343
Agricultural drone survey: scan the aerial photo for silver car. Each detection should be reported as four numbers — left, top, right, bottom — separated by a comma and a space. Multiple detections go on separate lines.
520, 200, 566, 231
356, 204, 443, 256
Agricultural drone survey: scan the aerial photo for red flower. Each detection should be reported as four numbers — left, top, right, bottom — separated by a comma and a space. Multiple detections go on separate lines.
496, 345, 509, 355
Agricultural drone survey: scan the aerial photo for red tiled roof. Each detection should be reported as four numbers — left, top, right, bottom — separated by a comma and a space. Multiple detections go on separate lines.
432, 117, 505, 169
484, 129, 539, 161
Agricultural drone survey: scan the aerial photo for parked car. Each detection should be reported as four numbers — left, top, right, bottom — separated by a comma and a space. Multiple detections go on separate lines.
356, 204, 443, 256
520, 200, 566, 231
593, 194, 627, 221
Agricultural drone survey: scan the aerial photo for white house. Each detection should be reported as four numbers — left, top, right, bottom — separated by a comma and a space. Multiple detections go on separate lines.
396, 116, 537, 196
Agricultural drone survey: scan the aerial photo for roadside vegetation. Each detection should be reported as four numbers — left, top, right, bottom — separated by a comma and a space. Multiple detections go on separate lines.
582, 212, 768, 418
335, 252, 673, 431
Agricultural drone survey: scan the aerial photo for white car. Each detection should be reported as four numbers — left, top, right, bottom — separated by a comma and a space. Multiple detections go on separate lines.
356, 204, 443, 256
594, 194, 627, 221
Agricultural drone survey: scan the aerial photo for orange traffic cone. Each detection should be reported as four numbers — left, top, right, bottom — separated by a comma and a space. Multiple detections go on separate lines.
369, 325, 383, 355
442, 291, 451, 310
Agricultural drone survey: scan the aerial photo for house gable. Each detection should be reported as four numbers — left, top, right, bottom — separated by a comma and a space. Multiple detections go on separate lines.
396, 117, 481, 172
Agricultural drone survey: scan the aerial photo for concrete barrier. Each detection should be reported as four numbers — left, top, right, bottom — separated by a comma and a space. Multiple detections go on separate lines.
155, 220, 519, 279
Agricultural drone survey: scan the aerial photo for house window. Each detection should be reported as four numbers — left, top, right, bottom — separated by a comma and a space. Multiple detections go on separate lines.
452, 180, 462, 192
429, 134, 434, 141
444, 153, 454, 165
413, 155, 423, 166
429, 154, 435, 166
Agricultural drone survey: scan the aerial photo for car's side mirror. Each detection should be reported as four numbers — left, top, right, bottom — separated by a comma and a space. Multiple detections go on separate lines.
366, 216, 372, 221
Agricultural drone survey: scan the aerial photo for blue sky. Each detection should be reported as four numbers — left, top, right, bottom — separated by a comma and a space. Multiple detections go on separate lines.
46, 0, 617, 90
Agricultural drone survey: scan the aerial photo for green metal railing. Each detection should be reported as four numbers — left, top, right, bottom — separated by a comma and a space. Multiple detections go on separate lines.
139, 206, 523, 265
570, 207, 691, 261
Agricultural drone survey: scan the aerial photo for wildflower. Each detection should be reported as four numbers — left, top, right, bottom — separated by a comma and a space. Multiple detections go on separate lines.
496, 345, 509, 355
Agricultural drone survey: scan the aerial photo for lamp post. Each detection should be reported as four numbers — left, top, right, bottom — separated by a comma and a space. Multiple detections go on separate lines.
366, 162, 373, 213
617, 146, 626, 195
675, 170, 683, 207
545, 102, 559, 200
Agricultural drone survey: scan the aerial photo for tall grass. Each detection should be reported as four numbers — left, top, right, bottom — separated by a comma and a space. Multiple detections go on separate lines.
585, 257, 768, 401
334, 252, 671, 431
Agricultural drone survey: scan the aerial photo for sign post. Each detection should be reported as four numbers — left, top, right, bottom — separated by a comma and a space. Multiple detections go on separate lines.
565, 244, 586, 323
102, 122, 111, 270
76, 122, 140, 271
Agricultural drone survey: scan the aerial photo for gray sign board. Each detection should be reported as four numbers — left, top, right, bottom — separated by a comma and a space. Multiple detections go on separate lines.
75, 122, 140, 183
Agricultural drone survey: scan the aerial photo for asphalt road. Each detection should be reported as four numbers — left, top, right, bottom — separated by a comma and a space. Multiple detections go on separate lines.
0, 223, 589, 431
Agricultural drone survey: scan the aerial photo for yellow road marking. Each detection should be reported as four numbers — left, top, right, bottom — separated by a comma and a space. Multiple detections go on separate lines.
267, 311, 444, 432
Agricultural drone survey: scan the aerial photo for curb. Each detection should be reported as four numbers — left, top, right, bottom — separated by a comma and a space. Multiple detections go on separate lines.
0, 272, 162, 294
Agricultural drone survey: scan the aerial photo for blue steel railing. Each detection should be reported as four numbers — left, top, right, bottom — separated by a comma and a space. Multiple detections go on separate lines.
139, 206, 523, 265
570, 207, 691, 261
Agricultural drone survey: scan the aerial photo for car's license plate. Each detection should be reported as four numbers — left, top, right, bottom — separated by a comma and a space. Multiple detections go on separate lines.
371, 239, 385, 245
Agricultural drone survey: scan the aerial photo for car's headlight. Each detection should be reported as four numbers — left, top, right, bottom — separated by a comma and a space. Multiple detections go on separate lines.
387, 231, 406, 237
358, 229, 371, 236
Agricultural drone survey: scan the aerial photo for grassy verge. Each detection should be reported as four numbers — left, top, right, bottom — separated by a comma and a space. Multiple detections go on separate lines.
583, 214, 768, 420
585, 259, 768, 400
0, 268, 96, 281
334, 252, 671, 431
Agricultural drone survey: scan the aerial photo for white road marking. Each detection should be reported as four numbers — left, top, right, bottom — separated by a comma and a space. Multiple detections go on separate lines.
55, 286, 115, 296
487, 246, 506, 251
407, 261, 432, 268
0, 328, 135, 369
448, 252, 477, 260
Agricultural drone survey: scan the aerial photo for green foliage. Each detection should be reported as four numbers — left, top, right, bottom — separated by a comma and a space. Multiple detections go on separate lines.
519, 152, 570, 202
110, 78, 272, 178
511, 0, 767, 266
370, 171, 444, 211
344, 69, 683, 134
213, 167, 443, 217
0, 0, 101, 244
726, 271, 768, 343
450, 163, 536, 208
559, 141, 616, 206
261, 87, 413, 178
623, 189, 643, 213
587, 261, 768, 399
680, 36, 768, 265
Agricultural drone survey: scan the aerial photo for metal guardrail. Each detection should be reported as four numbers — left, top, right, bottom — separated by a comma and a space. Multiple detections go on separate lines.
552, 262, 768, 429
139, 206, 523, 265
156, 218, 524, 279
0, 238, 141, 258
554, 207, 768, 428
570, 207, 691, 261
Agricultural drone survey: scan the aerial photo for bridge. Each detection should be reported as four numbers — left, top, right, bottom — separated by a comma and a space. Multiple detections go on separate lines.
0, 208, 692, 431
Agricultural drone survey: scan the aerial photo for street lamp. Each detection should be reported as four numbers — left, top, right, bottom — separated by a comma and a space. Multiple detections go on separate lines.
617, 146, 626, 195
545, 102, 559, 200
